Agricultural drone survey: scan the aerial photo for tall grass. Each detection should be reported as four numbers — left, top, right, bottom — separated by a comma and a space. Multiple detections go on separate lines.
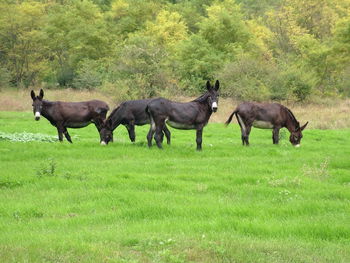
0, 111, 349, 262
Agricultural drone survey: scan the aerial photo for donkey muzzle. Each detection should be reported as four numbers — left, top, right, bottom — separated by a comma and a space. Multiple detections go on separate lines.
100, 141, 107, 146
212, 102, 218, 112
35, 112, 41, 121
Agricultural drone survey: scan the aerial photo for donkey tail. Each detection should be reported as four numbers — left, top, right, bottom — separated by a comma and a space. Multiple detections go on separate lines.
225, 110, 238, 126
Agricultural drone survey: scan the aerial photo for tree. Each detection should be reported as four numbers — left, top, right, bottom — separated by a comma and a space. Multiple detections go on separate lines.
198, 0, 251, 55
0, 1, 48, 87
174, 34, 225, 92
43, 0, 112, 86
144, 10, 188, 51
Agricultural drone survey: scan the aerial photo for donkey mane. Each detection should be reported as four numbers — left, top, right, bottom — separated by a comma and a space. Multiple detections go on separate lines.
283, 106, 299, 127
107, 106, 120, 120
192, 92, 209, 103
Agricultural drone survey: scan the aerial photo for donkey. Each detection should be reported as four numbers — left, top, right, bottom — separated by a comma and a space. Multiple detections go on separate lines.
99, 99, 171, 145
225, 102, 308, 146
30, 89, 109, 143
146, 80, 220, 151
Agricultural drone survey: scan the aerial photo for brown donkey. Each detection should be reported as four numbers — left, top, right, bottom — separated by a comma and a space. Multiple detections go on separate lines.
226, 102, 308, 147
31, 89, 109, 143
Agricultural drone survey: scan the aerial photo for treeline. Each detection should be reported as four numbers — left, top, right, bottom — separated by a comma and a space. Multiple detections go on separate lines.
0, 0, 350, 101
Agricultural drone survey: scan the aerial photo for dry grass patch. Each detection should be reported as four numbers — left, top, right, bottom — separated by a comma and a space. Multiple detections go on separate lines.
1, 88, 349, 128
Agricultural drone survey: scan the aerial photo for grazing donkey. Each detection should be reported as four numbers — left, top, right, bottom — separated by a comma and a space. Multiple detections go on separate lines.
146, 80, 220, 151
30, 89, 109, 143
225, 102, 308, 146
99, 99, 171, 145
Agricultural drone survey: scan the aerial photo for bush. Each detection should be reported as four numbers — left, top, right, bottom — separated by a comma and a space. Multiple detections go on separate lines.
174, 35, 225, 93
217, 55, 272, 101
56, 67, 75, 87
73, 59, 104, 90
0, 67, 11, 89
282, 68, 314, 101
106, 35, 174, 99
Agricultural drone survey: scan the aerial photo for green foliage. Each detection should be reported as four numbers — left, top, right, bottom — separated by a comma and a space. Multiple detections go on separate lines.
217, 54, 272, 101
144, 10, 188, 50
107, 35, 174, 99
174, 35, 225, 92
73, 59, 104, 90
109, 0, 162, 38
0, 0, 350, 100
43, 0, 111, 87
0, 67, 11, 89
198, 0, 251, 54
284, 69, 313, 101
0, 1, 48, 87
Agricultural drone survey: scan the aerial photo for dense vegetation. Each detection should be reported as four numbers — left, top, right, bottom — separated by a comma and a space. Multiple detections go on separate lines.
1, 0, 350, 101
0, 112, 349, 262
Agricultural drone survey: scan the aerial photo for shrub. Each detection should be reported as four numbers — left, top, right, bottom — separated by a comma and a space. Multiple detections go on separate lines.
73, 59, 104, 90
0, 67, 11, 89
217, 55, 272, 101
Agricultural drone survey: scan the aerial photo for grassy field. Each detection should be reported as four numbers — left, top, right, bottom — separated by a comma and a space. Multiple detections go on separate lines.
0, 111, 349, 262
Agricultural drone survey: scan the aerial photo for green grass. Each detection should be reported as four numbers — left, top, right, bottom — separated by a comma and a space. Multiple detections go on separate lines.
0, 111, 349, 262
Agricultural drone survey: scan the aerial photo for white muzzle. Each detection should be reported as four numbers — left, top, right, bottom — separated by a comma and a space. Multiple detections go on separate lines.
35, 112, 41, 120
100, 141, 106, 145
212, 102, 218, 111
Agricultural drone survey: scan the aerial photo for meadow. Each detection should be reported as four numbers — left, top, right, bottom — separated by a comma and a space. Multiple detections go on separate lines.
0, 111, 349, 262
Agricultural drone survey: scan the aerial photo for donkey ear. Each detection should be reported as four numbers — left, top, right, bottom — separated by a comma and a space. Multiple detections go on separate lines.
38, 89, 44, 100
30, 90, 36, 100
215, 80, 220, 91
206, 80, 211, 90
300, 121, 309, 131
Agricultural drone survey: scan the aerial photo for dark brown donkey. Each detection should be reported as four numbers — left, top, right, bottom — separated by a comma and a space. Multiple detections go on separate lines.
225, 102, 308, 147
30, 89, 109, 143
99, 99, 171, 145
146, 80, 219, 151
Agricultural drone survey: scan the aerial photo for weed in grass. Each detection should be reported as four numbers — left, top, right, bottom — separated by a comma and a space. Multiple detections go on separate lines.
0, 131, 58, 143
0, 180, 22, 189
302, 157, 330, 180
36, 158, 57, 178
267, 176, 302, 188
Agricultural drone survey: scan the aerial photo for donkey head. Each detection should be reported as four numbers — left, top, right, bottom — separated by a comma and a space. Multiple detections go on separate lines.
289, 122, 308, 147
206, 80, 220, 112
30, 89, 44, 121
99, 119, 114, 145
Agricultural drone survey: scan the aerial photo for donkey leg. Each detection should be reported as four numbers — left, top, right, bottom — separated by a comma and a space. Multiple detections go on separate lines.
63, 128, 73, 143
163, 125, 171, 145
236, 114, 247, 146
272, 128, 280, 144
147, 128, 154, 147
196, 128, 203, 151
126, 124, 136, 142
243, 126, 251, 146
57, 128, 63, 142
154, 123, 164, 149
147, 115, 157, 147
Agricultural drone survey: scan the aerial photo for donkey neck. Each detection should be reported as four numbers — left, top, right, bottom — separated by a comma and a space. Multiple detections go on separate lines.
192, 92, 210, 104
108, 106, 122, 131
41, 100, 55, 120
283, 107, 299, 132
192, 93, 213, 122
